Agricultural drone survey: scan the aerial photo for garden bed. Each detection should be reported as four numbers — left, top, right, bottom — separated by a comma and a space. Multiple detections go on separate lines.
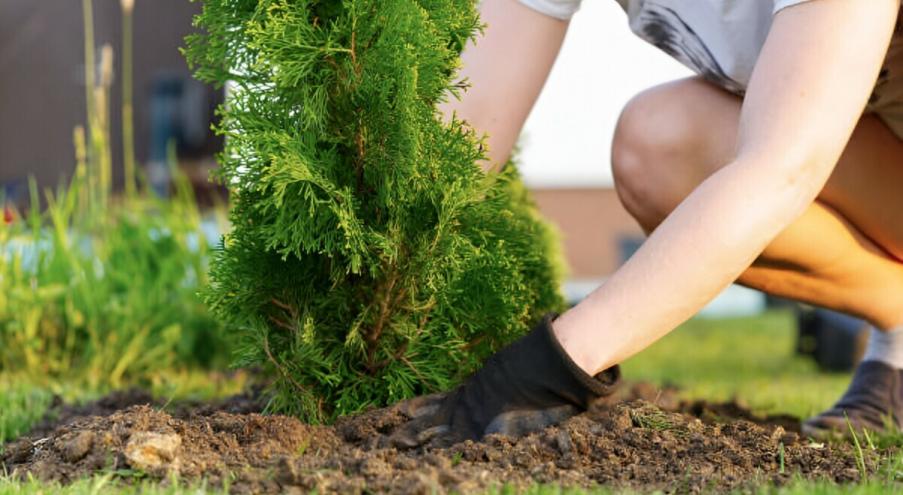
1, 385, 880, 494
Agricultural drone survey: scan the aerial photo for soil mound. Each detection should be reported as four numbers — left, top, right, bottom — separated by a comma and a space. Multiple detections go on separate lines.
2, 396, 879, 494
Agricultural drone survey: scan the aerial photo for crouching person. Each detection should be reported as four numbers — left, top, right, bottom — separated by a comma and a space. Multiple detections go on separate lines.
392, 0, 903, 447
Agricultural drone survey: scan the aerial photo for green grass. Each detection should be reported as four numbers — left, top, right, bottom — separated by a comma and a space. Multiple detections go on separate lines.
3, 476, 901, 495
752, 478, 903, 494
629, 408, 683, 433
0, 170, 231, 389
1, 0, 231, 392
2, 1, 895, 493
0, 475, 229, 495
622, 310, 851, 420
486, 472, 903, 494
0, 381, 53, 445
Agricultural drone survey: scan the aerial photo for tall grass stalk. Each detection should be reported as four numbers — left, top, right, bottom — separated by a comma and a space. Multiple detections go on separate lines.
846, 413, 869, 481
121, 0, 137, 198
81, 0, 97, 208
92, 44, 114, 209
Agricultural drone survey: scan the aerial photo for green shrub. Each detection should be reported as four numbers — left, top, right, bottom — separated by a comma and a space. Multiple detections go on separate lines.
186, 0, 566, 421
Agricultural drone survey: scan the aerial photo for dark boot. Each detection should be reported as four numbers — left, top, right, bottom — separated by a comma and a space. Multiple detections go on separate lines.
802, 360, 903, 437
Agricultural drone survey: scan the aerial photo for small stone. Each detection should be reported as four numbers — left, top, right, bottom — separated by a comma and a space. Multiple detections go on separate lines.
62, 431, 94, 463
123, 432, 181, 472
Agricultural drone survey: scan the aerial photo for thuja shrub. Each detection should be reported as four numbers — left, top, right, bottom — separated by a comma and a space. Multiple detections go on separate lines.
185, 0, 566, 421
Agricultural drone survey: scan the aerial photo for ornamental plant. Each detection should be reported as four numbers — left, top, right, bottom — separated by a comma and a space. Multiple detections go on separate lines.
185, 0, 566, 422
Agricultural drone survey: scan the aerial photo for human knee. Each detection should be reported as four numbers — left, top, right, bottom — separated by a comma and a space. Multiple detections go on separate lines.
611, 84, 701, 227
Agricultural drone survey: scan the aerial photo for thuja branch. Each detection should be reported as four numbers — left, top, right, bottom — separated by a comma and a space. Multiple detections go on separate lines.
188, 0, 565, 422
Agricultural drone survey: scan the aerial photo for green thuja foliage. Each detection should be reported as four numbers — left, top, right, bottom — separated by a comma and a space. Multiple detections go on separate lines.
185, 0, 566, 421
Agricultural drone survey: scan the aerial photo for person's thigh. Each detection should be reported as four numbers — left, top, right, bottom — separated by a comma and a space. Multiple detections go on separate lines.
819, 116, 903, 261
613, 76, 903, 259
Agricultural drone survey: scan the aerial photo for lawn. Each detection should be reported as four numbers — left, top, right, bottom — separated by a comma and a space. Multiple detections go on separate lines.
622, 310, 852, 420
3, 309, 900, 494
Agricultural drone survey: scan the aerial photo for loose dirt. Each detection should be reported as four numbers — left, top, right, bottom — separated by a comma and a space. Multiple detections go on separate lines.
1, 385, 889, 494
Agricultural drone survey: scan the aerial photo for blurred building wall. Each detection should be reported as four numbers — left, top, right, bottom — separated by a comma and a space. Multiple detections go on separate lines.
0, 0, 219, 199
533, 188, 643, 279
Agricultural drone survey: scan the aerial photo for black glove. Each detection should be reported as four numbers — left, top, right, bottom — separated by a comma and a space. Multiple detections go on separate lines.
390, 314, 621, 447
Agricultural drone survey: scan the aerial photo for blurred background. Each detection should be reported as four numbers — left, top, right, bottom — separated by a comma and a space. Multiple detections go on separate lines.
0, 0, 865, 375
0, 1, 699, 300
1, 0, 222, 205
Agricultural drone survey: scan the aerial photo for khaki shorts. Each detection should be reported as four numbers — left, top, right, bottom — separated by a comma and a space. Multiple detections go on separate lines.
521, 0, 903, 140
868, 33, 903, 140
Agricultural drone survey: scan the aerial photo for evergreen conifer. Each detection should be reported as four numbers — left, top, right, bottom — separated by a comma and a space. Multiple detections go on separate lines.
186, 0, 566, 421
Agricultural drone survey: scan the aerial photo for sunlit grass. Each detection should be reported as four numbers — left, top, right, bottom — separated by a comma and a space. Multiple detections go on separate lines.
0, 382, 53, 445
5, 474, 902, 495
623, 310, 852, 420
0, 474, 229, 495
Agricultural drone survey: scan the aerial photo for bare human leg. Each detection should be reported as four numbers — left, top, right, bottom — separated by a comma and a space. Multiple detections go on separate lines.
611, 77, 903, 435
611, 78, 903, 331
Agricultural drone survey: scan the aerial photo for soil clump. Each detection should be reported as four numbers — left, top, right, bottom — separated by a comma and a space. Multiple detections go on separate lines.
2, 385, 888, 494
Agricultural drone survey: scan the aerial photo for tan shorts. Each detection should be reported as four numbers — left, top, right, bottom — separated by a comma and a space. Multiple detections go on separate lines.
521, 0, 903, 140
868, 33, 903, 140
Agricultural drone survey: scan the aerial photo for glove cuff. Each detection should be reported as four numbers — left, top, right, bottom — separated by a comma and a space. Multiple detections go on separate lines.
540, 313, 621, 400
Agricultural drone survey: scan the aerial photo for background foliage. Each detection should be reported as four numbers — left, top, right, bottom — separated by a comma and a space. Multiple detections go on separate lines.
0, 1, 229, 388
0, 172, 229, 388
186, 0, 566, 421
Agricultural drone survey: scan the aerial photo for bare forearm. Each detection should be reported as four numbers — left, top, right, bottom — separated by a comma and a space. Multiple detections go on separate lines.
556, 158, 822, 373
554, 0, 897, 375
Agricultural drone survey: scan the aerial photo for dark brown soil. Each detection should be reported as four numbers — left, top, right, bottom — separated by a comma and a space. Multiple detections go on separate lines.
24, 387, 267, 439
1, 385, 889, 494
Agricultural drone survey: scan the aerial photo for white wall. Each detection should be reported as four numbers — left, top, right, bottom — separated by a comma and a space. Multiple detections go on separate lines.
519, 1, 692, 188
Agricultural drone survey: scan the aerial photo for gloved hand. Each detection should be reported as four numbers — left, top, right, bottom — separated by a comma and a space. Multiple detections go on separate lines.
390, 314, 621, 447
